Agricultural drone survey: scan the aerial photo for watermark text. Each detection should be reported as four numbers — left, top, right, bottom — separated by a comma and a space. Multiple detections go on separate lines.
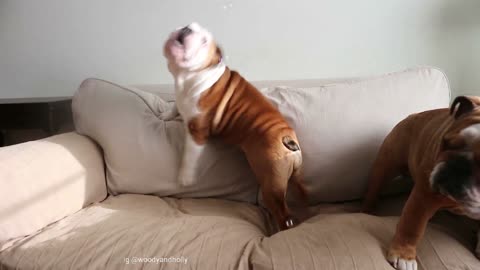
124, 256, 188, 265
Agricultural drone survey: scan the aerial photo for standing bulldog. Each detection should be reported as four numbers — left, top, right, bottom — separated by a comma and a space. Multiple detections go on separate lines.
363, 96, 480, 270
162, 23, 306, 230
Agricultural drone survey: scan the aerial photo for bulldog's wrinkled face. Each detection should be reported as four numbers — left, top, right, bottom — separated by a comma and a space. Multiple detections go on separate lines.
430, 96, 480, 217
163, 22, 222, 74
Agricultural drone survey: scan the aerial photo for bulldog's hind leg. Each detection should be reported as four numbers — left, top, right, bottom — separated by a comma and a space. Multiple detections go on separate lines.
290, 165, 308, 204
262, 183, 292, 230
245, 149, 298, 231
362, 130, 408, 213
282, 136, 307, 204
285, 151, 310, 223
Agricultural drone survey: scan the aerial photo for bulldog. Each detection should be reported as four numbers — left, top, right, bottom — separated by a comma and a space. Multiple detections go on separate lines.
162, 23, 307, 230
363, 96, 480, 270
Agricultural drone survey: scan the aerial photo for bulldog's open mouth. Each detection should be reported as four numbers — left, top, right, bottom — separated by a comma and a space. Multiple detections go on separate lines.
164, 22, 213, 70
176, 26, 192, 45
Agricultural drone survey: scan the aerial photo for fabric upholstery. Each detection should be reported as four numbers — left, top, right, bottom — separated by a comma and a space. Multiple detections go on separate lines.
1, 194, 478, 270
0, 133, 106, 249
0, 195, 268, 270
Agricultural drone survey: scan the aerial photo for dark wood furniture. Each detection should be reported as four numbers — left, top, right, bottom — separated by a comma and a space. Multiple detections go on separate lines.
0, 97, 73, 146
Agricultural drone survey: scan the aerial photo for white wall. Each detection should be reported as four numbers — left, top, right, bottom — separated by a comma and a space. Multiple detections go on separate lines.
1, 0, 479, 98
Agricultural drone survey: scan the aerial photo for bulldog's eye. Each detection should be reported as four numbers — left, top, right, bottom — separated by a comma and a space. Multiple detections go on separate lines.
443, 137, 469, 152
202, 37, 207, 45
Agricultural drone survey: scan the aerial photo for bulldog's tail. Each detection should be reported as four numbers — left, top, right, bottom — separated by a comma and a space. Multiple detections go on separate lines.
362, 165, 388, 213
282, 136, 300, 151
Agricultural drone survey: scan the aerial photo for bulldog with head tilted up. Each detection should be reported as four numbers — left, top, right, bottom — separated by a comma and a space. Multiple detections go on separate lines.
363, 96, 480, 270
162, 23, 307, 230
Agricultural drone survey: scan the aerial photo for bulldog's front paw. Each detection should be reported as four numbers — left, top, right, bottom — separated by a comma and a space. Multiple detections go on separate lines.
159, 109, 179, 121
387, 248, 417, 270
285, 217, 295, 229
177, 170, 196, 187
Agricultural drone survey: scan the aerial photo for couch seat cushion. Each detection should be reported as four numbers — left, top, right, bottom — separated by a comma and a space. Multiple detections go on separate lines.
251, 212, 479, 270
0, 194, 268, 270
1, 195, 478, 270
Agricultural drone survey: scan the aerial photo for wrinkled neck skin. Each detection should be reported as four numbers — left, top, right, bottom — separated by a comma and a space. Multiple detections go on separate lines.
168, 61, 226, 120
172, 62, 226, 95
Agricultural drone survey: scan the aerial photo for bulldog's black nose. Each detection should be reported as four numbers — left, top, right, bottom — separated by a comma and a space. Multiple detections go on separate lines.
176, 26, 192, 45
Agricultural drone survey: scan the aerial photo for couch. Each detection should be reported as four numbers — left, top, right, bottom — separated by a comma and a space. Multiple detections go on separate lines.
1, 67, 479, 270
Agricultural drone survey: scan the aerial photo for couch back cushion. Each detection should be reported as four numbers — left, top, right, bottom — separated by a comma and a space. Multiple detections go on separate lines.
73, 79, 259, 203
261, 68, 450, 202
73, 67, 450, 204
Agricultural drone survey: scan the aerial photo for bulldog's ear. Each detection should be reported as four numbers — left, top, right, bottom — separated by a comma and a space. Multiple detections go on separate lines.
450, 96, 478, 119
215, 46, 223, 63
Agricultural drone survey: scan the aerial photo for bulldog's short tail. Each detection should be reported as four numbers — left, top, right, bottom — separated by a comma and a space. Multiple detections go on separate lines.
283, 136, 300, 151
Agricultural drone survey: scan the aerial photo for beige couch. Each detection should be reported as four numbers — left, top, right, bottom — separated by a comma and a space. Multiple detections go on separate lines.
1, 67, 479, 270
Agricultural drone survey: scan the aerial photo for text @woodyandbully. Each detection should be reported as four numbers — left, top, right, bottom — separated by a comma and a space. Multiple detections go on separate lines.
124, 256, 188, 265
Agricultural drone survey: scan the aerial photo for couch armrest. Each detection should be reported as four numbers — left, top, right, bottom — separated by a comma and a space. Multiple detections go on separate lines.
0, 132, 106, 246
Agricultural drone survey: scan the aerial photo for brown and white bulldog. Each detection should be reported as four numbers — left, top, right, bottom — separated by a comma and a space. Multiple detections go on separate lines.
162, 22, 307, 230
363, 96, 480, 270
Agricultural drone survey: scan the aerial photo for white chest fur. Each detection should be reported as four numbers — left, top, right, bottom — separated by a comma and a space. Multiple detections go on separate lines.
174, 63, 226, 122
